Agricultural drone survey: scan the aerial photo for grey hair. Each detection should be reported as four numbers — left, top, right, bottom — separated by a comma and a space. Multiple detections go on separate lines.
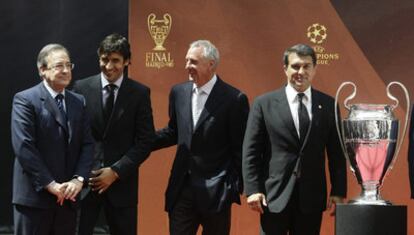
189, 40, 220, 68
37, 43, 70, 69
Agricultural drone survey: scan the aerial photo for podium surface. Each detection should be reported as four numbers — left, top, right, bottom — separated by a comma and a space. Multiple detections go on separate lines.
335, 204, 407, 235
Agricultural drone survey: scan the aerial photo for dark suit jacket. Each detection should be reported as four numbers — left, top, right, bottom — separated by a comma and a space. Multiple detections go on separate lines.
408, 107, 414, 198
11, 82, 94, 208
153, 77, 249, 213
243, 87, 347, 213
72, 74, 155, 207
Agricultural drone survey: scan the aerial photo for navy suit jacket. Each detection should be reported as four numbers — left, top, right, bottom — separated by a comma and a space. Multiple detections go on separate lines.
243, 87, 347, 213
11, 82, 94, 208
72, 74, 155, 207
153, 77, 249, 213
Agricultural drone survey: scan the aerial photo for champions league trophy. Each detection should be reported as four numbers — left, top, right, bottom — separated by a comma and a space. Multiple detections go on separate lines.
335, 81, 410, 205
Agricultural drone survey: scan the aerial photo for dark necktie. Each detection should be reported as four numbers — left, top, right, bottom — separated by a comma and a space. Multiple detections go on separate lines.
55, 93, 66, 120
55, 93, 68, 143
104, 84, 117, 124
297, 93, 310, 143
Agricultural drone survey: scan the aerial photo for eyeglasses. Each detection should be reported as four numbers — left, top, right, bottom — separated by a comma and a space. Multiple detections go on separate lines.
48, 63, 75, 71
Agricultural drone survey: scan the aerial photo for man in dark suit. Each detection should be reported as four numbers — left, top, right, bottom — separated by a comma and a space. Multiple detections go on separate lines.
243, 44, 347, 235
408, 108, 414, 198
11, 44, 94, 235
72, 33, 155, 235
153, 40, 249, 235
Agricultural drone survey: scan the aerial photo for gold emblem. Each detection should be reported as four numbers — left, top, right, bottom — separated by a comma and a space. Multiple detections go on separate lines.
307, 23, 327, 44
306, 23, 339, 65
147, 13, 172, 51
145, 13, 174, 69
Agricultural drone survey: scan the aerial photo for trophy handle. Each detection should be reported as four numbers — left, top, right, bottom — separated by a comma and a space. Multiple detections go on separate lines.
335, 82, 357, 171
386, 81, 411, 170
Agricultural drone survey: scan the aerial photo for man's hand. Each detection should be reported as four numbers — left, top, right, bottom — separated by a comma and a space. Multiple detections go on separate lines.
62, 178, 83, 202
45, 181, 67, 205
327, 195, 345, 216
247, 193, 267, 214
89, 167, 119, 194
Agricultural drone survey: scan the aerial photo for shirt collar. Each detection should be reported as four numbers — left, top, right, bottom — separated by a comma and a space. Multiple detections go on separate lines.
193, 74, 217, 95
101, 72, 123, 89
285, 83, 312, 103
43, 79, 65, 99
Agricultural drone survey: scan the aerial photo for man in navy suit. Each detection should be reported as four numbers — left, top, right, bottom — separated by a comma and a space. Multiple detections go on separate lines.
73, 33, 155, 235
243, 44, 347, 235
11, 44, 94, 235
153, 40, 249, 235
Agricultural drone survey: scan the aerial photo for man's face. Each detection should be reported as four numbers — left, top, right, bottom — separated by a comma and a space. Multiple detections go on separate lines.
99, 52, 129, 83
185, 47, 215, 87
40, 50, 72, 92
284, 53, 317, 92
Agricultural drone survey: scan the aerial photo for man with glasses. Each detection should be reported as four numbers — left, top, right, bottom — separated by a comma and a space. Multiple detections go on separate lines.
72, 33, 155, 235
11, 44, 94, 235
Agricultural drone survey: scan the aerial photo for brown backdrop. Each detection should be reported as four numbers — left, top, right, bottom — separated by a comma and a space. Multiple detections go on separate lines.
129, 0, 414, 234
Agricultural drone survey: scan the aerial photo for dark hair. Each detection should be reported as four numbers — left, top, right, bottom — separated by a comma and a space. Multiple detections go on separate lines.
283, 44, 316, 66
97, 33, 131, 60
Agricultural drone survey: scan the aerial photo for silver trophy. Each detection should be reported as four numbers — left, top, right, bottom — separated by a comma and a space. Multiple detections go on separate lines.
335, 81, 410, 205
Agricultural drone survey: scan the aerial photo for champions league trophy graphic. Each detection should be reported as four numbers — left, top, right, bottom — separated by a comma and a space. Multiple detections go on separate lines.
335, 81, 410, 205
147, 13, 172, 51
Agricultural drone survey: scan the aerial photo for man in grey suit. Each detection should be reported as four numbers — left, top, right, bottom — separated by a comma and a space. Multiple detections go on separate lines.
11, 44, 94, 235
243, 44, 347, 235
73, 33, 155, 235
153, 40, 249, 235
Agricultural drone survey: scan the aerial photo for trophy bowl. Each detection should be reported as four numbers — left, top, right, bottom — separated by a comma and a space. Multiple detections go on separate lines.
335, 82, 410, 205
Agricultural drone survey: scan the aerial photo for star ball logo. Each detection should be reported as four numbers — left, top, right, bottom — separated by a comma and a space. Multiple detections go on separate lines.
306, 23, 339, 65
145, 13, 174, 69
307, 23, 327, 44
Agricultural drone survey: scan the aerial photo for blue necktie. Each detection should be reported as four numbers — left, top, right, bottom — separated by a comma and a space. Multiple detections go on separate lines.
55, 93, 67, 120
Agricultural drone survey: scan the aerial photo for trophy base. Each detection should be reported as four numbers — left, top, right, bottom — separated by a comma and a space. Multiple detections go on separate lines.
336, 204, 407, 235
348, 197, 392, 206
348, 181, 392, 205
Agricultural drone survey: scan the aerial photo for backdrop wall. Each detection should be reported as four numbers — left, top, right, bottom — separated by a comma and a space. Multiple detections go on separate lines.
129, 0, 414, 234
2, 1, 414, 234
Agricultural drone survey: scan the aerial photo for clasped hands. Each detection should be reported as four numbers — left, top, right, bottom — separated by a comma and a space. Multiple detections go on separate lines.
46, 179, 83, 206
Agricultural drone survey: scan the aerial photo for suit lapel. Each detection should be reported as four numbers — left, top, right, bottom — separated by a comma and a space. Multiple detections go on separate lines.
194, 78, 225, 132
300, 89, 322, 150
40, 83, 68, 134
87, 76, 106, 137
65, 91, 78, 143
274, 89, 300, 143
178, 82, 193, 134
309, 89, 322, 136
110, 78, 129, 123
103, 77, 130, 138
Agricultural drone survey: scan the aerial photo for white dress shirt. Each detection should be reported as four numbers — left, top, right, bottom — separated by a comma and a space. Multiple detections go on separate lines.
101, 72, 123, 106
43, 79, 66, 112
192, 75, 217, 127
285, 84, 312, 137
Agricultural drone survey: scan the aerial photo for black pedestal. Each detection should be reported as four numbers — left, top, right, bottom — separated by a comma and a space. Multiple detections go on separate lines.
335, 204, 407, 235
